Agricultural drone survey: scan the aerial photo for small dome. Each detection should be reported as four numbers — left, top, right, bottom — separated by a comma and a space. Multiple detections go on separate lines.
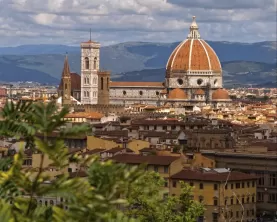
194, 89, 205, 95
212, 89, 230, 100
168, 88, 188, 100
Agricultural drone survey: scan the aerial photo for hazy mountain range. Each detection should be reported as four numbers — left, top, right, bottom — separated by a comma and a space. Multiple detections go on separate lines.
0, 41, 276, 87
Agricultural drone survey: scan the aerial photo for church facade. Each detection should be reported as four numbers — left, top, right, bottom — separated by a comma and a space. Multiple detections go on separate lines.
59, 17, 231, 108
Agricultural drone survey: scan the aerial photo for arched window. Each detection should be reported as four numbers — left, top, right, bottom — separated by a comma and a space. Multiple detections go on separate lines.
50, 200, 54, 206
87, 91, 89, 97
65, 83, 67, 90
39, 200, 42, 205
94, 57, 97, 69
107, 77, 109, 90
93, 77, 97, 84
84, 77, 86, 84
87, 77, 90, 84
45, 201, 48, 206
85, 57, 89, 69
101, 77, 104, 90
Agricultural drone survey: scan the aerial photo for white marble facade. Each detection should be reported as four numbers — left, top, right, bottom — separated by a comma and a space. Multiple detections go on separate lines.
81, 41, 100, 105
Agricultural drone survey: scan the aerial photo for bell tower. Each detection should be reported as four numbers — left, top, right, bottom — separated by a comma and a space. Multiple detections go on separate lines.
80, 38, 100, 104
97, 71, 110, 105
62, 54, 71, 106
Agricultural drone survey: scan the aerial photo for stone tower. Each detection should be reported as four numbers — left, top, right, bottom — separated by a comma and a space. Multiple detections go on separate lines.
97, 71, 110, 105
61, 54, 71, 106
80, 40, 100, 104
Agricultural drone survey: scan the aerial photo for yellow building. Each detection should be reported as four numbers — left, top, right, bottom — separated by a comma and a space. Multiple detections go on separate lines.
170, 168, 257, 222
111, 154, 184, 196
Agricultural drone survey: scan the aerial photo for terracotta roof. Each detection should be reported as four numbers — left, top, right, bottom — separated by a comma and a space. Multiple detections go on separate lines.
132, 119, 185, 126
65, 111, 103, 119
81, 148, 105, 156
110, 82, 163, 88
166, 39, 221, 74
69, 171, 87, 178
111, 154, 179, 166
58, 73, 81, 91
168, 88, 188, 100
94, 130, 128, 138
171, 169, 257, 182
194, 89, 205, 95
212, 88, 230, 100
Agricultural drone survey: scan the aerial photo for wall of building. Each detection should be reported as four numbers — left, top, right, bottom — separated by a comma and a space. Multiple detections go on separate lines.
170, 179, 256, 222
87, 136, 118, 150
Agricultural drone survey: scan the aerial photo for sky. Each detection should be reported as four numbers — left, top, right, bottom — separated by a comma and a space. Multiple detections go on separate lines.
0, 0, 276, 46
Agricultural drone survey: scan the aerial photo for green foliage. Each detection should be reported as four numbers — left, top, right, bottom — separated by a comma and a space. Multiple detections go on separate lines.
0, 101, 204, 222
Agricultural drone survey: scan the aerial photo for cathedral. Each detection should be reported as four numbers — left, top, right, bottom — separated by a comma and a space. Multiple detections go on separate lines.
58, 17, 231, 108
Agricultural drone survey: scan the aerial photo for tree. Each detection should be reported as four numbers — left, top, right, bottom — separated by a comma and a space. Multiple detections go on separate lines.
0, 101, 204, 222
88, 164, 204, 222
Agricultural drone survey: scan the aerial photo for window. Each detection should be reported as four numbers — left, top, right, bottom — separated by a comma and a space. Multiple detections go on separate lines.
230, 198, 234, 205
164, 166, 168, 173
224, 198, 227, 206
87, 77, 90, 84
214, 184, 218, 190
50, 200, 54, 206
241, 182, 245, 188
172, 181, 177, 188
163, 193, 169, 200
247, 181, 250, 188
242, 197, 245, 204
197, 79, 203, 85
252, 181, 256, 187
257, 192, 264, 202
156, 91, 160, 96
154, 166, 158, 172
189, 182, 194, 187
45, 201, 48, 206
93, 77, 97, 84
236, 211, 239, 218
251, 209, 255, 216
231, 183, 234, 189
139, 91, 143, 96
199, 196, 204, 203
269, 193, 277, 203
247, 196, 250, 203
85, 57, 89, 69
270, 173, 277, 187
107, 77, 109, 90
235, 183, 240, 189
212, 213, 218, 222
225, 184, 228, 190
252, 195, 255, 203
162, 126, 167, 130
257, 172, 264, 186
101, 77, 104, 90
177, 79, 183, 85
93, 57, 97, 69
199, 183, 204, 189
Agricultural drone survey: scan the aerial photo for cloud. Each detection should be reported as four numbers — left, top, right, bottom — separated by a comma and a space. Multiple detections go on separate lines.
0, 0, 276, 46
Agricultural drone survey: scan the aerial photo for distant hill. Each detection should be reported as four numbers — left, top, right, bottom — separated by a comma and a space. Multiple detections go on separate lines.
0, 60, 58, 84
112, 61, 277, 88
0, 41, 276, 84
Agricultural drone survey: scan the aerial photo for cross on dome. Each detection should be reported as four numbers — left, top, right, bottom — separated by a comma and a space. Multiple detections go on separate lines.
187, 16, 201, 39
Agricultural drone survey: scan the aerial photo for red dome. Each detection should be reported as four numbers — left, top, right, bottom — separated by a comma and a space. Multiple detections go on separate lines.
168, 88, 188, 100
212, 89, 230, 100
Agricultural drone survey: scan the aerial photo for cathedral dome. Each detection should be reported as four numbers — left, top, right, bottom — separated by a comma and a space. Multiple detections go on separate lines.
212, 89, 230, 100
166, 16, 221, 76
168, 88, 188, 100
